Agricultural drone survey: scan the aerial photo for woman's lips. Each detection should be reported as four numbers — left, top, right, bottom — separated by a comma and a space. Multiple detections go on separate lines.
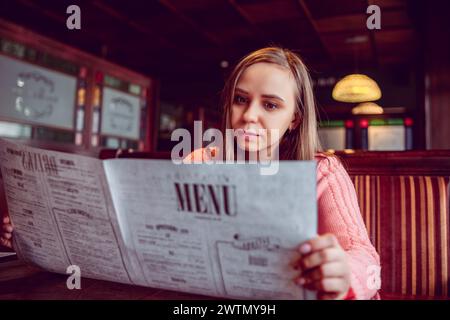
237, 129, 260, 140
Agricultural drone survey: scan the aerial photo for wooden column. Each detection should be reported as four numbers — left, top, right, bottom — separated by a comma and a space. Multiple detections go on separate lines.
424, 2, 450, 149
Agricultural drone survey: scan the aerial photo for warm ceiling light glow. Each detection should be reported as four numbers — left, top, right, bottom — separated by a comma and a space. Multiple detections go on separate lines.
352, 102, 384, 115
332, 74, 382, 103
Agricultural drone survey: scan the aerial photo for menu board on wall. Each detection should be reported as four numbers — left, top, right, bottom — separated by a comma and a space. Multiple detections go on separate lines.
368, 125, 405, 151
318, 127, 346, 150
0, 54, 77, 129
101, 87, 141, 140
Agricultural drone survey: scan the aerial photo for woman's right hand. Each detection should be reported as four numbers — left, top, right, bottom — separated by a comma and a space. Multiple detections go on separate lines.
1, 215, 13, 249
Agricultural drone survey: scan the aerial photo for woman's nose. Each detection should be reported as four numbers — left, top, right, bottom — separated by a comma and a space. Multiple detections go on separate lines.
242, 101, 260, 123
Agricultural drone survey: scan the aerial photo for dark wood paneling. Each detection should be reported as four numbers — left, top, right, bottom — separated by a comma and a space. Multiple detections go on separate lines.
424, 2, 450, 149
337, 150, 450, 175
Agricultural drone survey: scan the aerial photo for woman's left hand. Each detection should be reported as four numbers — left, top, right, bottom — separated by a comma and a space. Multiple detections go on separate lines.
295, 233, 351, 300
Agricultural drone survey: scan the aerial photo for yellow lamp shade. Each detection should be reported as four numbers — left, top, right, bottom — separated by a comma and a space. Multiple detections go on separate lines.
352, 102, 383, 115
332, 74, 382, 103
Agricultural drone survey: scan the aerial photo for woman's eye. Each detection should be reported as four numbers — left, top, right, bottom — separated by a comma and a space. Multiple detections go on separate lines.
234, 95, 247, 104
264, 102, 278, 110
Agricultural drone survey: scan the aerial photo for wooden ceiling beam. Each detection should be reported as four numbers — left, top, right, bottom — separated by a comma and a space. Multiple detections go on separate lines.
17, 0, 65, 24
158, 0, 223, 47
227, 0, 266, 43
297, 0, 334, 62
92, 0, 177, 50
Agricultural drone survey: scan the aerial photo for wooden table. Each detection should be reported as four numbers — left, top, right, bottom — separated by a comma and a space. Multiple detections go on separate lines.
3, 256, 448, 300
0, 258, 216, 300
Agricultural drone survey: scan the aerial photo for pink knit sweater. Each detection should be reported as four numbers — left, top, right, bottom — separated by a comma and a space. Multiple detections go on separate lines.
184, 148, 381, 299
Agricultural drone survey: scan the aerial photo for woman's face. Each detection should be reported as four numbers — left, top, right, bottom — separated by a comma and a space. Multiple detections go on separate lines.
230, 62, 298, 154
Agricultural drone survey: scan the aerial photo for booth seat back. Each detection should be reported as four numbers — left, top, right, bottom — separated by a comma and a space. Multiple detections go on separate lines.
340, 151, 450, 299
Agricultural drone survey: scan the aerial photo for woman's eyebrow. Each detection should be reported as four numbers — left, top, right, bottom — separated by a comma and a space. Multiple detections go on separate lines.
235, 87, 285, 102
261, 94, 285, 102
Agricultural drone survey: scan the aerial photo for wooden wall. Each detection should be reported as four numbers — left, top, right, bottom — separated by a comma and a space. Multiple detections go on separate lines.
424, 2, 450, 149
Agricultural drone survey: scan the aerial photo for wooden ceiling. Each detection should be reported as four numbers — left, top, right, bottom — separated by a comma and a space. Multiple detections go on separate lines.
0, 0, 418, 82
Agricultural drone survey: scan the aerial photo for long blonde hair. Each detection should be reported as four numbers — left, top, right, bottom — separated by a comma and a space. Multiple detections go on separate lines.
221, 47, 323, 160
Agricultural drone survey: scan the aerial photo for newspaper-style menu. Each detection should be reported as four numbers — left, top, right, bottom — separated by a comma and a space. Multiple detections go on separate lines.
0, 138, 317, 299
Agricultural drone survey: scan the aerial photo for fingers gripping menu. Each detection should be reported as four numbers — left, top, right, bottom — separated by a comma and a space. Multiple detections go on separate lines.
0, 139, 132, 284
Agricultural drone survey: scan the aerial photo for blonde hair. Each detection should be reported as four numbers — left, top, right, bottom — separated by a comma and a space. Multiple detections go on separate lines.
221, 47, 323, 160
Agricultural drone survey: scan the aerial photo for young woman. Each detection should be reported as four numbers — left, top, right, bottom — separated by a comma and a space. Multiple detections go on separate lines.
1, 47, 380, 299
183, 47, 381, 299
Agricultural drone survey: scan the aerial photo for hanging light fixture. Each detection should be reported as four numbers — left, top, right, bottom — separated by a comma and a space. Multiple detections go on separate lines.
352, 102, 383, 115
332, 74, 382, 103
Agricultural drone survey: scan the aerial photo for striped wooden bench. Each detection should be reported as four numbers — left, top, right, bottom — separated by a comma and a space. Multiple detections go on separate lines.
339, 150, 450, 299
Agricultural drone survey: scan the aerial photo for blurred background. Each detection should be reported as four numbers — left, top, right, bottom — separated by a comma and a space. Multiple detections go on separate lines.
0, 0, 448, 155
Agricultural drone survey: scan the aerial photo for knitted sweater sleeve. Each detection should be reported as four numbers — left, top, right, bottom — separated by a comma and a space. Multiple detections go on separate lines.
316, 155, 381, 299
